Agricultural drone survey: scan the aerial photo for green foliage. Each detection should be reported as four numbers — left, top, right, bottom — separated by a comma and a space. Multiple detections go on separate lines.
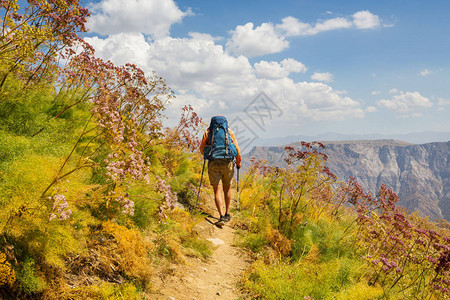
61, 282, 140, 300
153, 208, 212, 262
291, 218, 358, 262
130, 194, 160, 229
333, 281, 384, 300
0, 87, 48, 133
0, 130, 31, 170
237, 232, 269, 254
15, 257, 46, 295
0, 154, 61, 229
242, 257, 378, 300
22, 222, 84, 269
181, 236, 212, 259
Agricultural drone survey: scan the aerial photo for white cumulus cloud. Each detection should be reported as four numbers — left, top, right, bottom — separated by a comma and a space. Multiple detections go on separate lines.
313, 17, 353, 33
84, 33, 151, 66
437, 98, 450, 110
352, 10, 380, 29
84, 2, 373, 132
418, 68, 442, 77
419, 69, 433, 76
311, 72, 334, 83
226, 22, 289, 57
438, 98, 450, 106
389, 88, 399, 94
377, 91, 433, 113
254, 58, 307, 79
285, 81, 363, 121
366, 106, 378, 112
87, 0, 190, 37
228, 10, 383, 57
86, 33, 364, 124
275, 16, 312, 37
276, 16, 352, 36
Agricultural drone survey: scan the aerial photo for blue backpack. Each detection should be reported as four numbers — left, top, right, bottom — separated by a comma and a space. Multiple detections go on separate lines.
204, 116, 237, 161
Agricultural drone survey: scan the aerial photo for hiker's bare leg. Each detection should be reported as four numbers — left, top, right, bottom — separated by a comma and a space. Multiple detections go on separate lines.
223, 183, 232, 215
212, 184, 224, 217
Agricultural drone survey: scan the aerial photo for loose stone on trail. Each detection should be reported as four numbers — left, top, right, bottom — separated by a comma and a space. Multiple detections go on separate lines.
207, 237, 225, 245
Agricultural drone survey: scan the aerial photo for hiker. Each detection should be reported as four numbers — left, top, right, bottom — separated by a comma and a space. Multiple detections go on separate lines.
200, 115, 241, 226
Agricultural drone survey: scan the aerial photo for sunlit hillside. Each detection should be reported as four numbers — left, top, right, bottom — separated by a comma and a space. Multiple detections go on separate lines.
0, 1, 448, 299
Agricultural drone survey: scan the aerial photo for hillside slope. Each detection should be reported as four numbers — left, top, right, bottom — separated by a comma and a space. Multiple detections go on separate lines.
243, 140, 450, 221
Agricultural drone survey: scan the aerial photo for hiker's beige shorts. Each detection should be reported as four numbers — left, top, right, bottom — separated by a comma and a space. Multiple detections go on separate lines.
208, 159, 234, 186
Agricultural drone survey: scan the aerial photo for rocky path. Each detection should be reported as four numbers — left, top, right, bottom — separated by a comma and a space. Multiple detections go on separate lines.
148, 210, 251, 300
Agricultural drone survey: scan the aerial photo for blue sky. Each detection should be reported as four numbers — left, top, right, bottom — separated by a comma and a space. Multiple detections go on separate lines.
81, 0, 450, 148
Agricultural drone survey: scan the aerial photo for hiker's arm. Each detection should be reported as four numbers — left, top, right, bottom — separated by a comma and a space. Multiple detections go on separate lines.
199, 130, 209, 155
229, 129, 241, 168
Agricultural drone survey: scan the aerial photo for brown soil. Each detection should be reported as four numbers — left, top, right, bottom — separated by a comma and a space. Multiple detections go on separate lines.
148, 202, 252, 300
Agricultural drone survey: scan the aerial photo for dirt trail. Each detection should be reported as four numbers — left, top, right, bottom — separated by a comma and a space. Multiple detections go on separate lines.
149, 204, 252, 300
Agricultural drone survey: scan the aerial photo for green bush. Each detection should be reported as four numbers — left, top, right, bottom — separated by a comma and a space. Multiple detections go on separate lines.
243, 257, 374, 300
181, 236, 213, 259
237, 232, 269, 254
0, 131, 32, 170
130, 189, 160, 229
62, 282, 140, 299
15, 257, 46, 295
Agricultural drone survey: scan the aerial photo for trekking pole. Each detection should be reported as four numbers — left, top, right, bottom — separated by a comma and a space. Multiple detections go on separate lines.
195, 159, 206, 210
236, 166, 240, 227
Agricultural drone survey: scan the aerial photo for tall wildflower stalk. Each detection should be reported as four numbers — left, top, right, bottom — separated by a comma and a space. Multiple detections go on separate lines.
279, 142, 336, 237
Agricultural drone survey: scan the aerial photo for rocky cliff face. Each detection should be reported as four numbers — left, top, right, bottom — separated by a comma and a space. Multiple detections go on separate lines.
243, 140, 450, 221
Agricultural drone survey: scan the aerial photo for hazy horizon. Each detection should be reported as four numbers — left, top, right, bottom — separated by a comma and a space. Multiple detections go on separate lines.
243, 130, 450, 153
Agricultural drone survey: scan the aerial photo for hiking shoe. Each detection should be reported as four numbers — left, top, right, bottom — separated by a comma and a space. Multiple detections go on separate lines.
216, 215, 226, 226
224, 214, 231, 222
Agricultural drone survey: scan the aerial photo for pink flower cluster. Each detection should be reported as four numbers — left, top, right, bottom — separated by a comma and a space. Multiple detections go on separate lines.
93, 94, 125, 143
249, 157, 278, 177
1, 0, 90, 87
92, 83, 152, 184
284, 143, 336, 180
155, 176, 177, 220
61, 41, 170, 187
116, 195, 134, 216
48, 194, 72, 221
104, 144, 150, 184
177, 105, 202, 151
105, 158, 126, 182
342, 177, 450, 296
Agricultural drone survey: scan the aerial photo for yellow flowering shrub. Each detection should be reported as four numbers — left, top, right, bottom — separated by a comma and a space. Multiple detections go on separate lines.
0, 252, 16, 286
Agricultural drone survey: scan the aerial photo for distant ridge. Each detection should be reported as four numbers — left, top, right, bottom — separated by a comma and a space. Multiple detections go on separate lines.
244, 141, 450, 221
291, 139, 414, 146
254, 131, 450, 149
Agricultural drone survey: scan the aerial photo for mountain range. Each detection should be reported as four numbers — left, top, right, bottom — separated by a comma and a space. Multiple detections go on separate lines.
252, 131, 450, 149
242, 140, 450, 221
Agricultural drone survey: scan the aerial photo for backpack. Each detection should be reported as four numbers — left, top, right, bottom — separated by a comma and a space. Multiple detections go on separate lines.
203, 116, 237, 161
